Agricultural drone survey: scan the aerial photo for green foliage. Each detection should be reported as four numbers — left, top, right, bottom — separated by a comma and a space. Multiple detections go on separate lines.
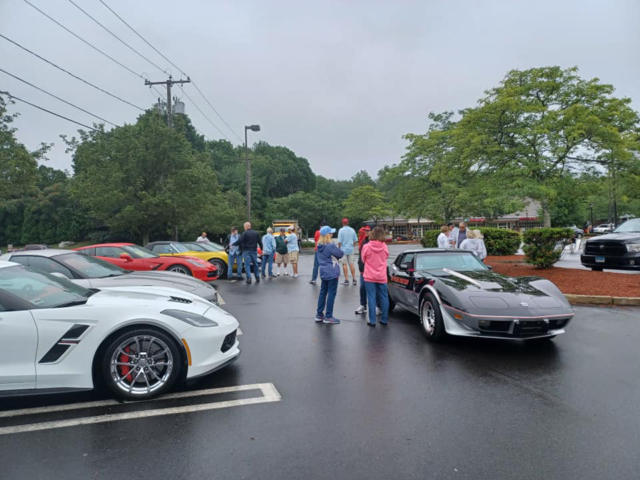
420, 230, 440, 248
478, 228, 521, 256
301, 241, 316, 248
523, 228, 574, 268
267, 191, 340, 238
343, 185, 388, 226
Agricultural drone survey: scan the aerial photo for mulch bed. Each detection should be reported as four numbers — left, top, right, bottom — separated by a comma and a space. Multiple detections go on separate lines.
485, 255, 640, 297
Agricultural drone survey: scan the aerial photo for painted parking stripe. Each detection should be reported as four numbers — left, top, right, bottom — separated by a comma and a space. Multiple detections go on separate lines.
0, 383, 280, 435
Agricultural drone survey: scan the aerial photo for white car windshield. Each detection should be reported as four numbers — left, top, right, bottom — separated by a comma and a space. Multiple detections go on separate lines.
58, 253, 125, 278
614, 219, 640, 233
0, 265, 91, 309
415, 252, 488, 272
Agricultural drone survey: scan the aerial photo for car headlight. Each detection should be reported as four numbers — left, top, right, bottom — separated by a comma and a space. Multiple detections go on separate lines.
161, 309, 218, 327
627, 243, 640, 253
186, 259, 207, 267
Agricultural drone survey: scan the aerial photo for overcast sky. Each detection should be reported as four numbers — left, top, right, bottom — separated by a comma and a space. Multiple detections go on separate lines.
1, 0, 639, 180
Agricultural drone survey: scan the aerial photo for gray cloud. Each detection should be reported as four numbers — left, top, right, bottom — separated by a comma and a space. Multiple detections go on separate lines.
1, 0, 638, 179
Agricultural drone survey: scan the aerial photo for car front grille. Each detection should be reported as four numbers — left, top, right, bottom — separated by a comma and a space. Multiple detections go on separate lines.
478, 318, 569, 335
221, 330, 237, 353
585, 241, 627, 256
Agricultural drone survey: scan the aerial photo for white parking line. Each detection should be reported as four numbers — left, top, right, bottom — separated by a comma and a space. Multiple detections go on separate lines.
0, 383, 280, 435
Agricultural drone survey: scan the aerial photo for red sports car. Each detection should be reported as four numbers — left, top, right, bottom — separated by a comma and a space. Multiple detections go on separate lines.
74, 243, 219, 281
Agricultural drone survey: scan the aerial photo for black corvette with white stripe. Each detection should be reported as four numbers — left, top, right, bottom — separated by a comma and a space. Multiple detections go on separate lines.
387, 249, 574, 342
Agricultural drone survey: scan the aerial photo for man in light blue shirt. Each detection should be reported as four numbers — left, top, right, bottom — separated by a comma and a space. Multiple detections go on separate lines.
337, 217, 358, 285
261, 228, 277, 278
284, 227, 300, 278
226, 227, 243, 280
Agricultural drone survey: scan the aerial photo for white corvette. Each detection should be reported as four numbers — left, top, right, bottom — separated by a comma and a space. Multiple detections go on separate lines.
0, 261, 240, 400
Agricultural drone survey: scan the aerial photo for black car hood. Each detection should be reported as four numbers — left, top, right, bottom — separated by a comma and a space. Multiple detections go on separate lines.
586, 233, 640, 243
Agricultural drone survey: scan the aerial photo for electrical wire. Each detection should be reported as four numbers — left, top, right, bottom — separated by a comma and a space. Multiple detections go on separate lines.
0, 68, 118, 126
1, 91, 99, 131
22, 0, 143, 80
98, 0, 243, 142
67, 0, 165, 75
179, 85, 231, 141
0, 34, 144, 111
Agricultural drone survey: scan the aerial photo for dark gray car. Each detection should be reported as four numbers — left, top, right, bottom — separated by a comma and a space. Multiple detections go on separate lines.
388, 249, 574, 342
0, 249, 219, 304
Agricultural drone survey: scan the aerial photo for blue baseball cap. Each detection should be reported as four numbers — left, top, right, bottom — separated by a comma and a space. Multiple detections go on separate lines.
320, 226, 336, 235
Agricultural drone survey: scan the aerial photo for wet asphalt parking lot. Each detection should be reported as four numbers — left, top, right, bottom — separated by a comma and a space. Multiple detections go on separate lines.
1, 245, 639, 479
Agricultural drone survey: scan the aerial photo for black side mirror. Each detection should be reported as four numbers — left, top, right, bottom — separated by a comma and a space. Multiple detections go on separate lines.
486, 265, 493, 270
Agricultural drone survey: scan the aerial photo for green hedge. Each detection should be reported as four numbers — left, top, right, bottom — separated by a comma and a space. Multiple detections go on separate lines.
523, 228, 574, 269
421, 227, 521, 256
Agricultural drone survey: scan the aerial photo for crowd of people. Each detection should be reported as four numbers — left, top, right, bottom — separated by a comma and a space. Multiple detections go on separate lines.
196, 218, 487, 326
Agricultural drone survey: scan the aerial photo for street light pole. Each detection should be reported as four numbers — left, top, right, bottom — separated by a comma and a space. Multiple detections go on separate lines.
244, 124, 261, 221
589, 203, 594, 230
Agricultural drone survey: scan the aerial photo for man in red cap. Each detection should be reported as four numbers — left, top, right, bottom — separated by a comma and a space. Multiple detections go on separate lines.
337, 217, 359, 285
358, 225, 371, 250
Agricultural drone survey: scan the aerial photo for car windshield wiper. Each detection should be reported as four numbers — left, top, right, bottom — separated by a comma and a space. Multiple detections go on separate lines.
54, 297, 89, 308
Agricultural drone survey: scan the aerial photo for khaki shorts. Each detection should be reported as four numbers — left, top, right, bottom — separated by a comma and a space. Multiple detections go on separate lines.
288, 251, 299, 264
275, 253, 289, 264
339, 254, 354, 265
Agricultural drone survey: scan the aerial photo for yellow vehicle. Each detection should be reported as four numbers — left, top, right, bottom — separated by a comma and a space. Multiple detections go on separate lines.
272, 219, 301, 237
145, 241, 230, 278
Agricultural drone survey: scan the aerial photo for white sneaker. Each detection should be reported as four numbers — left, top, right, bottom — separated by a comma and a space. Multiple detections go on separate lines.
276, 272, 280, 276
376, 307, 381, 316
293, 274, 299, 278
285, 272, 289, 276
355, 305, 366, 314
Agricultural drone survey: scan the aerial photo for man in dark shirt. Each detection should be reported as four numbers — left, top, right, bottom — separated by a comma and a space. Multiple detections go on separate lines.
233, 222, 263, 284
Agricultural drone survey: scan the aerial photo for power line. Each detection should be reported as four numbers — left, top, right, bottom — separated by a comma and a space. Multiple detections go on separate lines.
1, 91, 99, 131
0, 34, 144, 111
98, 0, 243, 142
67, 0, 165, 75
179, 85, 231, 141
0, 67, 118, 126
22, 0, 143, 80
98, 0, 187, 77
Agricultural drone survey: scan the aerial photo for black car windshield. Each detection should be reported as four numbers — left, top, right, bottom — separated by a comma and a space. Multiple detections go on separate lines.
123, 245, 158, 258
415, 252, 488, 272
58, 253, 125, 278
614, 219, 640, 233
0, 265, 91, 309
184, 242, 224, 252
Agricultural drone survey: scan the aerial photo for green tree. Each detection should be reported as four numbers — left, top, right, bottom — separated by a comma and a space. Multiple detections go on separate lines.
267, 191, 341, 238
343, 185, 388, 225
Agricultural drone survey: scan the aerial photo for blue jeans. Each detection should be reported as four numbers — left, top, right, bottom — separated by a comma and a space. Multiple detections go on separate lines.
364, 281, 389, 325
261, 253, 274, 276
311, 252, 319, 281
359, 274, 381, 308
243, 250, 259, 280
228, 252, 243, 278
317, 278, 338, 319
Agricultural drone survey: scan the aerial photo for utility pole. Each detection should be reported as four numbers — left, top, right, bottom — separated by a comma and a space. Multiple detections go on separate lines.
244, 125, 261, 220
145, 75, 190, 127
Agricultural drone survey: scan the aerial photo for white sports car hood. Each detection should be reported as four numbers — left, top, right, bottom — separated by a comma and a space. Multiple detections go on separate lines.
88, 286, 214, 316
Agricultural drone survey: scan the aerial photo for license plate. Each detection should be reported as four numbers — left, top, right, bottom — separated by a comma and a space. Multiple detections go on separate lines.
513, 320, 549, 335
595, 256, 605, 263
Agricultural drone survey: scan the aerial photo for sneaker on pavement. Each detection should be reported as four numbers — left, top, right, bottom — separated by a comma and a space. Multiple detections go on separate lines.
285, 272, 289, 276
342, 280, 350, 285
376, 307, 381, 316
293, 274, 299, 278
276, 272, 281, 276
355, 305, 366, 314
315, 314, 325, 322
309, 280, 317, 285
323, 317, 340, 324
352, 279, 357, 285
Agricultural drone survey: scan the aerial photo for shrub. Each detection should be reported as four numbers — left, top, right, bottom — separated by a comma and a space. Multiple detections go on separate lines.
478, 228, 521, 256
420, 230, 440, 248
301, 241, 316, 248
523, 228, 574, 269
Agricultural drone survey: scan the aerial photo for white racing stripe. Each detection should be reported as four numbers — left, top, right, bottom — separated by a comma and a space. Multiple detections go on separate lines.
0, 383, 280, 435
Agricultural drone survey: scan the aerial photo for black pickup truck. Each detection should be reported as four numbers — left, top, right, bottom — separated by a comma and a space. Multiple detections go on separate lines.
580, 219, 640, 271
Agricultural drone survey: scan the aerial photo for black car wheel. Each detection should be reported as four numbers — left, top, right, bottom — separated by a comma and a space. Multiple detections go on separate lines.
420, 292, 446, 342
388, 292, 396, 313
101, 328, 182, 400
210, 259, 227, 279
168, 264, 192, 276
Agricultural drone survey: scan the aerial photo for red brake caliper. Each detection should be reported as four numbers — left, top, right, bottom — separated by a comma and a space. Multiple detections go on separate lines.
119, 346, 132, 382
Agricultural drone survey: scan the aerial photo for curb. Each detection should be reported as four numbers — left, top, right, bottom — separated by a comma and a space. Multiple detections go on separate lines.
565, 294, 640, 306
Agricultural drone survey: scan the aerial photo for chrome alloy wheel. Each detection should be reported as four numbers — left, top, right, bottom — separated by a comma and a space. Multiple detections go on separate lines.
110, 335, 174, 396
169, 265, 190, 275
421, 300, 436, 336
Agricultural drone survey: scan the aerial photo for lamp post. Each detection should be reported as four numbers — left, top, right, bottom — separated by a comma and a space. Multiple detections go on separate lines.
244, 124, 261, 221
589, 203, 594, 231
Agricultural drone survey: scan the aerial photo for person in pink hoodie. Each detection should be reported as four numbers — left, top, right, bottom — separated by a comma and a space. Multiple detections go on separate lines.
361, 226, 390, 327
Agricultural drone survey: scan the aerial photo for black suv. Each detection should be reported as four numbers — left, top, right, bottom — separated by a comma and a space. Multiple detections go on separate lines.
580, 219, 640, 271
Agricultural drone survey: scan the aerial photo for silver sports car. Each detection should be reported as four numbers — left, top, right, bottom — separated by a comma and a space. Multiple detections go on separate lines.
388, 249, 574, 342
0, 249, 219, 304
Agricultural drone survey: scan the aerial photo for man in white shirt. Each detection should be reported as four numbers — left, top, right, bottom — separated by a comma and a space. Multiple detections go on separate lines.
196, 231, 210, 242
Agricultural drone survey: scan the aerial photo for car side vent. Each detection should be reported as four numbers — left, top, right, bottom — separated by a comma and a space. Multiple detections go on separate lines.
169, 296, 192, 304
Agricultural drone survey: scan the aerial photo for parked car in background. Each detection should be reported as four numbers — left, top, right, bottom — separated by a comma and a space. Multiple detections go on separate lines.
581, 219, 640, 271
74, 243, 219, 281
566, 226, 584, 238
23, 244, 48, 251
0, 260, 239, 400
0, 249, 219, 304
145, 241, 230, 279
593, 224, 614, 234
